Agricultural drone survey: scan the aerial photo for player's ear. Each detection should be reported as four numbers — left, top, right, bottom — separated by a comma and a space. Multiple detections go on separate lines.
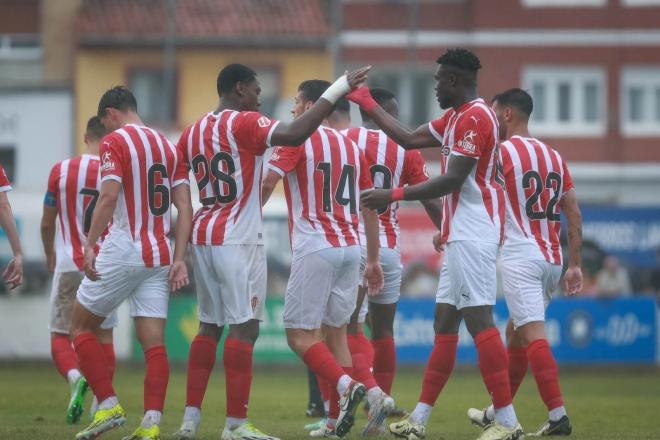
235, 81, 245, 97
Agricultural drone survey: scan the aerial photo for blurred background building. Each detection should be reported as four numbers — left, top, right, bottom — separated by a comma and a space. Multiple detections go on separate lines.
0, 0, 658, 362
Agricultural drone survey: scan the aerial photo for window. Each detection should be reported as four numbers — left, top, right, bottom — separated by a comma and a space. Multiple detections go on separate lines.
621, 67, 660, 136
128, 68, 177, 126
253, 68, 280, 119
621, 0, 660, 6
359, 68, 437, 127
522, 0, 606, 6
523, 67, 606, 137
0, 148, 15, 183
0, 34, 42, 87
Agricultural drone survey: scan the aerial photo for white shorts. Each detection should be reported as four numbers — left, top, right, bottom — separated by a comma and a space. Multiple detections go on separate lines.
500, 259, 563, 329
192, 244, 266, 327
284, 246, 360, 329
77, 258, 170, 319
50, 271, 117, 333
436, 241, 499, 309
357, 247, 402, 323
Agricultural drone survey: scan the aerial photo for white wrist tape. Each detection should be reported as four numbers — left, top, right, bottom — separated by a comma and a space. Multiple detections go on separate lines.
320, 75, 350, 104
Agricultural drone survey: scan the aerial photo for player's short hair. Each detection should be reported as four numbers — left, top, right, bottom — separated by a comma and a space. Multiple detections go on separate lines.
492, 88, 534, 117
334, 97, 350, 115
436, 48, 482, 73
97, 86, 137, 117
85, 116, 107, 140
217, 63, 257, 97
360, 87, 396, 121
298, 80, 332, 104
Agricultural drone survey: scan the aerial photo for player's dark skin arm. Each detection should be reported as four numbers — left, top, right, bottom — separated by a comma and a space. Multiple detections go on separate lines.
420, 198, 443, 230
362, 155, 476, 210
83, 180, 120, 281
40, 204, 58, 273
270, 67, 370, 147
360, 107, 440, 150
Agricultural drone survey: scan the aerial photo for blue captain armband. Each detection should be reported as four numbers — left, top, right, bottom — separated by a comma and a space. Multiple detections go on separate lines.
44, 191, 57, 207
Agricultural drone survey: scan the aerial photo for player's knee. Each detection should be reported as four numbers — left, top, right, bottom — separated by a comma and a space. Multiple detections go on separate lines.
228, 320, 260, 344
463, 307, 495, 338
517, 321, 545, 347
286, 331, 308, 356
197, 322, 223, 341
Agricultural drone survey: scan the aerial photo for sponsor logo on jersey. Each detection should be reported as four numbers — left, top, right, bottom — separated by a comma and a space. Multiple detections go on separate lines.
257, 116, 272, 128
457, 129, 477, 153
100, 151, 116, 172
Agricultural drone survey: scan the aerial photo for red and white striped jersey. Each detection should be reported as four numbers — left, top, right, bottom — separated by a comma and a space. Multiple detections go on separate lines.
99, 124, 188, 267
177, 110, 280, 246
46, 154, 102, 272
0, 164, 11, 192
499, 136, 574, 265
342, 127, 429, 250
428, 98, 505, 244
268, 126, 373, 257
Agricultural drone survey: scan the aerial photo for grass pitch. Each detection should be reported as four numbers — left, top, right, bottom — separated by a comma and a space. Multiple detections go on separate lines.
0, 363, 658, 439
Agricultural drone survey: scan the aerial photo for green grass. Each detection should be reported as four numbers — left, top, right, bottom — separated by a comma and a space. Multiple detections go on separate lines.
0, 363, 658, 439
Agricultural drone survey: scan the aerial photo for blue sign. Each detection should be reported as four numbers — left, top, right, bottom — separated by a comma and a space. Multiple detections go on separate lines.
394, 297, 658, 364
569, 206, 660, 268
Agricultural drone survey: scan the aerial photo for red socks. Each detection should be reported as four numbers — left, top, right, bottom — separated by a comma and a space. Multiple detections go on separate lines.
73, 333, 115, 402
419, 334, 458, 405
527, 339, 564, 410
224, 338, 253, 419
475, 328, 512, 409
186, 335, 218, 408
372, 336, 396, 395
51, 334, 78, 379
101, 343, 116, 381
347, 334, 377, 390
316, 374, 330, 402
508, 346, 528, 398
302, 342, 347, 388
144, 345, 169, 412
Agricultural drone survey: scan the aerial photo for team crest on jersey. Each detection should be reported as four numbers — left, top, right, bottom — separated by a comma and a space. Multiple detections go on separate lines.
270, 148, 281, 162
257, 116, 272, 128
457, 130, 477, 153
100, 151, 115, 172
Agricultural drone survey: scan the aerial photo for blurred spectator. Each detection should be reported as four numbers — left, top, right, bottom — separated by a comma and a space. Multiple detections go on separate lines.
401, 260, 439, 297
596, 256, 632, 298
648, 247, 660, 303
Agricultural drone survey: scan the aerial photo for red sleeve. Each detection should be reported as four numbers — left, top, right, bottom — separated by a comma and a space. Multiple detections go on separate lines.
561, 159, 575, 195
99, 133, 126, 182
428, 112, 450, 144
47, 164, 59, 194
173, 143, 190, 186
450, 109, 491, 158
232, 111, 281, 156
0, 164, 11, 192
402, 150, 429, 186
267, 146, 302, 176
358, 149, 374, 191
